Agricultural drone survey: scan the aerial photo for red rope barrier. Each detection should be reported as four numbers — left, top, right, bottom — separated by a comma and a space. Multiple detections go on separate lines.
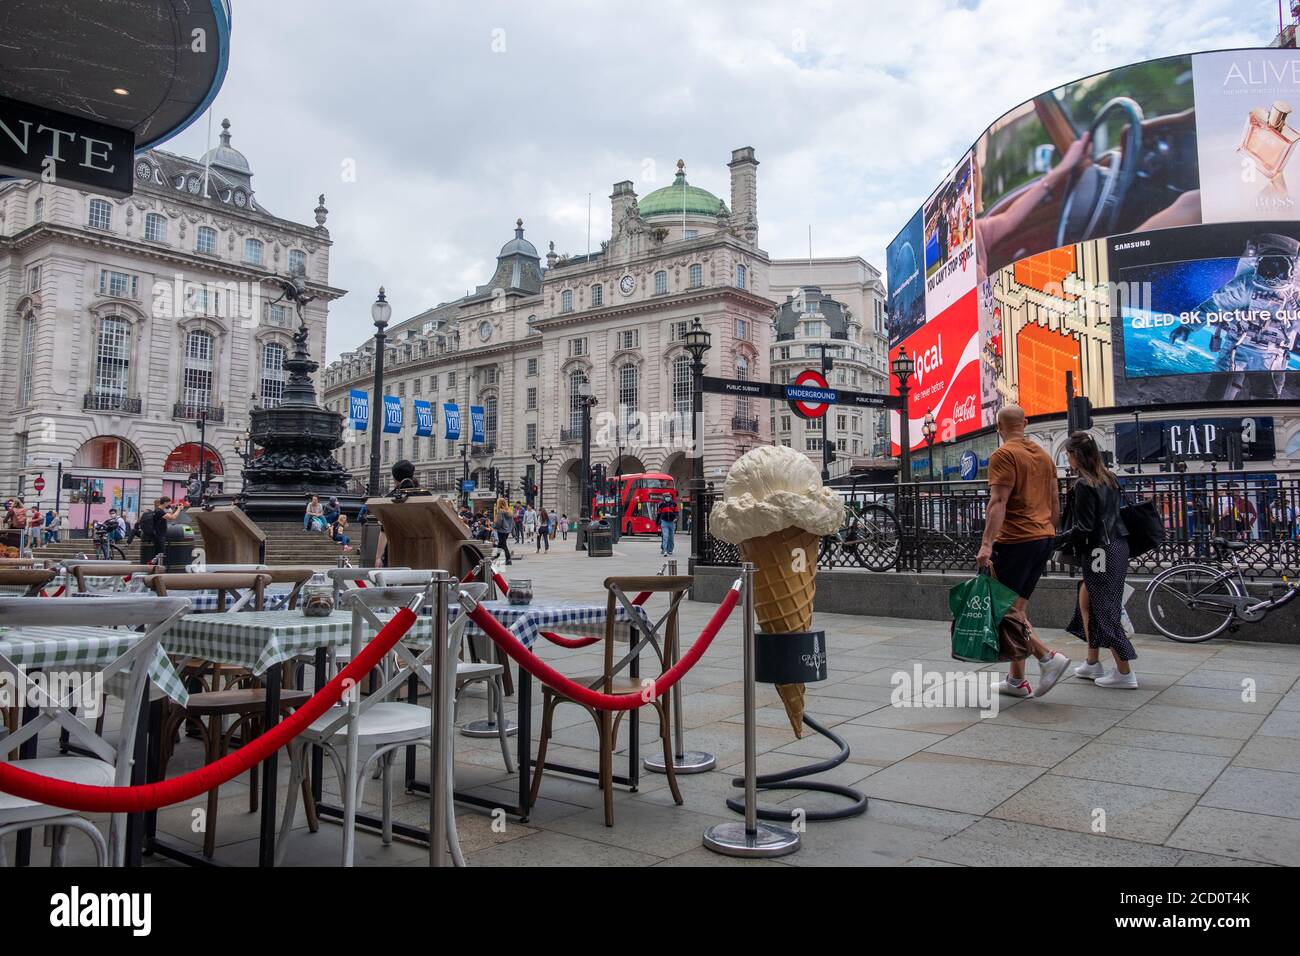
534, 590, 651, 648
463, 584, 739, 711
0, 608, 419, 813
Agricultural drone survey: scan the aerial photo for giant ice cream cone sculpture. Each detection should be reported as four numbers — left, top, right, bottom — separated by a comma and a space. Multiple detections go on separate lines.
709, 446, 844, 738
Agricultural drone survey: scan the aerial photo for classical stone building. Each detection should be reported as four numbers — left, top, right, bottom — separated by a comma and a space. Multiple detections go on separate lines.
0, 120, 344, 529
324, 149, 775, 518
768, 258, 891, 472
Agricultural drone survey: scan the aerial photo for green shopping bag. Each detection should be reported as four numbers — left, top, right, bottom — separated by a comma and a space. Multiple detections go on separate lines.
948, 572, 1020, 663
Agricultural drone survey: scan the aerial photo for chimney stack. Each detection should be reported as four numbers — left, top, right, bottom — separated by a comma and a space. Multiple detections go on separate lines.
728, 147, 759, 245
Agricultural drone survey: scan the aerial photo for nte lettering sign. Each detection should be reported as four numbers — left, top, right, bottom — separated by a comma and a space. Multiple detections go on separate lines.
0, 94, 134, 197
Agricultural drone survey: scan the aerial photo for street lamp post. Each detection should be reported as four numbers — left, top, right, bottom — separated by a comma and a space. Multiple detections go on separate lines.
196, 406, 209, 504
890, 345, 916, 483
808, 342, 834, 483
1133, 409, 1143, 476
683, 317, 712, 570
232, 428, 253, 494
922, 408, 937, 481
460, 443, 470, 508
530, 445, 553, 511
575, 381, 597, 551
367, 288, 392, 496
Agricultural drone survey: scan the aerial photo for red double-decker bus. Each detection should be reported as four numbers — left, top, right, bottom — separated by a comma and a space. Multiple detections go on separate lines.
593, 472, 678, 535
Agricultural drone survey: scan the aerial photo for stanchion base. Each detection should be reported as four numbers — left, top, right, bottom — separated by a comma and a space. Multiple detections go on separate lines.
702, 821, 800, 859
643, 750, 716, 774
460, 719, 518, 738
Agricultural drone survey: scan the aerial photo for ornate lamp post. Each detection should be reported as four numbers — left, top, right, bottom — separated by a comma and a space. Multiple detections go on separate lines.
890, 345, 916, 483
683, 317, 712, 568
575, 379, 598, 551
922, 408, 937, 481
232, 428, 253, 494
367, 288, 392, 496
530, 445, 553, 511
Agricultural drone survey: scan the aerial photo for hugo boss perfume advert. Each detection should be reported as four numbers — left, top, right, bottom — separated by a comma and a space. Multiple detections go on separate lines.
1195, 49, 1300, 223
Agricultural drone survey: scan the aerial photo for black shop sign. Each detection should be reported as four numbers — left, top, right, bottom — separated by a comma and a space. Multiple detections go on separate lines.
0, 94, 134, 197
1115, 416, 1276, 465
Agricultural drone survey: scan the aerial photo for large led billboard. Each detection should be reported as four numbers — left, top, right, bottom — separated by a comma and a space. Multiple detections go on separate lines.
887, 46, 1300, 442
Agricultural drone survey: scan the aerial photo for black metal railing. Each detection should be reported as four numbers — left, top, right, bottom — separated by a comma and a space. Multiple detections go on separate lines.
698, 471, 1300, 579
173, 401, 225, 422
470, 443, 496, 458
731, 415, 760, 433
83, 391, 141, 413
559, 426, 582, 443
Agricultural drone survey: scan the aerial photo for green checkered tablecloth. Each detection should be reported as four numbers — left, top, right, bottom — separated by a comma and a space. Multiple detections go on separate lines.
0, 626, 189, 705
163, 609, 435, 675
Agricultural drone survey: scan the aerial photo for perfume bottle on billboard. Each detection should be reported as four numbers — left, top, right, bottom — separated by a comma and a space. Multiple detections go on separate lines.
1238, 100, 1300, 180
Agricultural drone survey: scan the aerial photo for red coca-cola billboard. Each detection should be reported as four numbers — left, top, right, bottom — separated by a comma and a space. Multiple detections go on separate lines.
890, 288, 982, 454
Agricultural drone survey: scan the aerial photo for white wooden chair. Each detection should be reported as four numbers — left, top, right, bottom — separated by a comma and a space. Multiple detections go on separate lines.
0, 595, 191, 866
275, 582, 470, 866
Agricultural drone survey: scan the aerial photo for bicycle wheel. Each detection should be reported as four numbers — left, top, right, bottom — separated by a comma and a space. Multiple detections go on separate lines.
110, 542, 126, 561
858, 504, 899, 572
1146, 564, 1243, 643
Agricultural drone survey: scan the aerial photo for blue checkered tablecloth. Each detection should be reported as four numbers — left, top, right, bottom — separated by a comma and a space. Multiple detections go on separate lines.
184, 584, 295, 612
445, 599, 646, 649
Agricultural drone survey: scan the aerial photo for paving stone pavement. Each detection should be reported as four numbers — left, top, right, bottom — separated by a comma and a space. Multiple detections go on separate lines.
4, 535, 1297, 866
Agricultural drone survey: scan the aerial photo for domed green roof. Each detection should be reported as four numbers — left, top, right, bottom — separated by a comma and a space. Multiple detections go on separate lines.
638, 161, 727, 219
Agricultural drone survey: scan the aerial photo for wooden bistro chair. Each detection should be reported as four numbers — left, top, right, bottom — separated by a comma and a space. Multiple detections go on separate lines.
0, 568, 56, 597
531, 575, 694, 827
142, 572, 316, 859
68, 562, 154, 595
185, 564, 315, 610
0, 595, 191, 866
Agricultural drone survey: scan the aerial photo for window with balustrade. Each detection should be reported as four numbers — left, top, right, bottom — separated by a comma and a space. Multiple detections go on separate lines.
182, 330, 214, 411
94, 316, 131, 399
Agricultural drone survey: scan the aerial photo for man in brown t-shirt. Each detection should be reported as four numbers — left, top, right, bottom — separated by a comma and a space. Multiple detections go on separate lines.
976, 405, 1070, 698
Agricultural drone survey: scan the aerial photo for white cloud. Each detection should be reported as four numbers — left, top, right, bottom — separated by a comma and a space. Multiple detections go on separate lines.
161, 0, 1278, 359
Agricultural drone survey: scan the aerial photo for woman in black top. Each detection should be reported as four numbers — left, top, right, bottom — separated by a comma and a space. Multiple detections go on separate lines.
1061, 433, 1138, 688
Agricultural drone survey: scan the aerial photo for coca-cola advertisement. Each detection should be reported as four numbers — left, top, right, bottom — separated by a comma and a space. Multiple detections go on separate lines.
891, 288, 982, 454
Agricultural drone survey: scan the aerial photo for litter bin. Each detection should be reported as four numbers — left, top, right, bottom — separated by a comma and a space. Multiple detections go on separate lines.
586, 520, 613, 558
163, 523, 196, 570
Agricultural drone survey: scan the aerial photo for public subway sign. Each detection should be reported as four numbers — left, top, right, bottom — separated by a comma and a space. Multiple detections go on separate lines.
382, 395, 403, 433
701, 375, 897, 416
0, 95, 135, 197
348, 390, 369, 431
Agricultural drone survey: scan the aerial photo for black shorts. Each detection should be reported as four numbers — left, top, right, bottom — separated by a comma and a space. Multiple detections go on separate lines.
991, 537, 1054, 600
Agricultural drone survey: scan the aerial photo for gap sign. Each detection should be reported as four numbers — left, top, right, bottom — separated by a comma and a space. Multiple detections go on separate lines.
0, 95, 135, 197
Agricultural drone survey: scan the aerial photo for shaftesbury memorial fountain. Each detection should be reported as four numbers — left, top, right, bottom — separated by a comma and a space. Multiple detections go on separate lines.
223, 274, 363, 521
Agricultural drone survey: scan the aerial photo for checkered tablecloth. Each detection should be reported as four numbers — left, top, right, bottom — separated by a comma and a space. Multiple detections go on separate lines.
446, 599, 645, 649
183, 584, 295, 613
0, 626, 190, 705
163, 609, 435, 675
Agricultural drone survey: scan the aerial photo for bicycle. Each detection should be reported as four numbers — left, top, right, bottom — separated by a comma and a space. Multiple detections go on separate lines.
824, 503, 899, 571
1146, 536, 1300, 643
91, 521, 127, 562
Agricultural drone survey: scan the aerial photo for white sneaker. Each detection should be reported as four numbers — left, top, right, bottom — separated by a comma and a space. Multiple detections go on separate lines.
995, 678, 1033, 698
1074, 661, 1106, 681
1095, 669, 1139, 689
1034, 652, 1071, 698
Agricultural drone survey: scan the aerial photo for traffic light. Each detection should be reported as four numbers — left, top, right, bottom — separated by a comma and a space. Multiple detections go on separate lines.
1068, 395, 1093, 432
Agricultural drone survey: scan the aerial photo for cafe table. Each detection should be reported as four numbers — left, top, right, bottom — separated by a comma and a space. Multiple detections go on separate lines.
147, 608, 434, 867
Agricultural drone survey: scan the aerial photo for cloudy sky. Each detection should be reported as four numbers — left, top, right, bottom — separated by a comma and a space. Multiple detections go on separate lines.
163, 0, 1278, 360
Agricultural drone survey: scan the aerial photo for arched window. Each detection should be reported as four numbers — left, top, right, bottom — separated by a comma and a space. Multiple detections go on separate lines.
568, 368, 588, 432
93, 315, 131, 406
243, 238, 263, 265
654, 271, 668, 295
688, 263, 702, 288
561, 289, 573, 312
735, 356, 750, 418
261, 341, 286, 408
736, 263, 747, 288
485, 395, 498, 446
182, 329, 215, 412
144, 212, 167, 242
672, 354, 692, 418
88, 198, 112, 230
18, 314, 36, 406
196, 225, 217, 255
32, 197, 44, 223
618, 363, 638, 434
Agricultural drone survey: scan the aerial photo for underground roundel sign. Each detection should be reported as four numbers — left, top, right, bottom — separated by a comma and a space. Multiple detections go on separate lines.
787, 368, 834, 419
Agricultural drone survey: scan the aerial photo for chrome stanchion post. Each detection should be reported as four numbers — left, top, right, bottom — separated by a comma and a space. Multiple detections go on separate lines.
644, 557, 714, 774
429, 572, 451, 867
702, 562, 800, 858
462, 555, 518, 739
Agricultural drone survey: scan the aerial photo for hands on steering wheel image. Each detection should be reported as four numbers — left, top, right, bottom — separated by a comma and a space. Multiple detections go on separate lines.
973, 54, 1201, 282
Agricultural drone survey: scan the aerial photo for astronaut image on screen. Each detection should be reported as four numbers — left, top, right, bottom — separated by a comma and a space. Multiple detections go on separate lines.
1165, 233, 1300, 401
